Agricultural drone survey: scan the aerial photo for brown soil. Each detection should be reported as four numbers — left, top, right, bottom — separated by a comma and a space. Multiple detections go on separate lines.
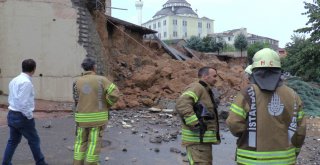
85, 10, 249, 109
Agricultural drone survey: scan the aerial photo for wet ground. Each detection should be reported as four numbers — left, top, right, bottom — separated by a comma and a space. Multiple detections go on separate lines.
0, 108, 236, 165
0, 108, 319, 165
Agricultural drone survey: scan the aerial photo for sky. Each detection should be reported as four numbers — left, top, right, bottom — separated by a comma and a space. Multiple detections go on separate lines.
111, 0, 313, 48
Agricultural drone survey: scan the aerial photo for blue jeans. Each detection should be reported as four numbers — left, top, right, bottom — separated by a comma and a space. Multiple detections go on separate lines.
2, 111, 47, 165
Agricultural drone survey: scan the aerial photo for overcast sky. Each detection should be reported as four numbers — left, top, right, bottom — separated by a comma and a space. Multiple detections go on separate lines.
111, 0, 313, 48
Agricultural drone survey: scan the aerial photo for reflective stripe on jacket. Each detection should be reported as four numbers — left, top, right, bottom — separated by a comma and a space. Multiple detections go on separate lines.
226, 84, 306, 164
73, 71, 120, 127
176, 81, 220, 146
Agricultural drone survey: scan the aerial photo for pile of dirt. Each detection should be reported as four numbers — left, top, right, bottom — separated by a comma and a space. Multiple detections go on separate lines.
91, 11, 248, 109
110, 46, 248, 109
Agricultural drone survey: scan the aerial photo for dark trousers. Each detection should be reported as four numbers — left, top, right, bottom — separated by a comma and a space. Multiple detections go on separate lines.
2, 111, 46, 165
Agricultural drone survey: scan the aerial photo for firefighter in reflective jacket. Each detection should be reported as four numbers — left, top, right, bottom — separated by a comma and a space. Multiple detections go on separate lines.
72, 57, 120, 165
176, 67, 221, 165
227, 48, 306, 165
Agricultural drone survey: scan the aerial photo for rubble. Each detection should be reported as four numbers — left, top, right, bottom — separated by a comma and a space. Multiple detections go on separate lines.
42, 121, 52, 128
111, 52, 249, 109
91, 6, 249, 110
170, 147, 181, 153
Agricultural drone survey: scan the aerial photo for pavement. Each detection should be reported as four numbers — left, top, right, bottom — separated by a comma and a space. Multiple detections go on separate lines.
0, 109, 237, 165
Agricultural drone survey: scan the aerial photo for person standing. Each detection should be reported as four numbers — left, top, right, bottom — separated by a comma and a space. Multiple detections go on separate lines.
176, 67, 221, 165
73, 57, 120, 165
2, 59, 48, 165
227, 48, 306, 165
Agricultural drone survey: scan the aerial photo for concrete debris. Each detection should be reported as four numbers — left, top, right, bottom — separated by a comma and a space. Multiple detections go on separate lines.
132, 158, 137, 162
149, 135, 163, 143
148, 107, 162, 112
67, 146, 74, 151
181, 152, 187, 157
154, 148, 160, 153
170, 147, 181, 153
42, 121, 52, 128
131, 129, 138, 134
162, 109, 174, 113
121, 121, 133, 128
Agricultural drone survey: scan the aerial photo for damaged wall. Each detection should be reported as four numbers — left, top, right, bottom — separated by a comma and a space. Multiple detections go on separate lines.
0, 0, 86, 101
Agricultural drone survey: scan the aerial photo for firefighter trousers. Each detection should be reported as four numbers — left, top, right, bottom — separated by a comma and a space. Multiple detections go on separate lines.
186, 144, 212, 165
73, 126, 104, 165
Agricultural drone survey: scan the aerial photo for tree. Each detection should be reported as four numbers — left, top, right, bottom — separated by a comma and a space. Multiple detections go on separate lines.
283, 0, 320, 82
201, 36, 213, 52
212, 37, 225, 55
186, 36, 203, 51
186, 36, 225, 54
295, 0, 320, 43
282, 34, 320, 82
223, 44, 236, 52
234, 33, 248, 57
247, 42, 270, 64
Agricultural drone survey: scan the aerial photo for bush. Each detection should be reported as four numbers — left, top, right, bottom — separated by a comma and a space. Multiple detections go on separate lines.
286, 77, 320, 116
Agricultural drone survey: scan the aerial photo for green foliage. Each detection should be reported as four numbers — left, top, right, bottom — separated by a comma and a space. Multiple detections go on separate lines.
234, 33, 248, 57
223, 44, 236, 52
163, 40, 174, 45
202, 36, 213, 52
295, 0, 320, 43
186, 36, 203, 51
284, 0, 320, 82
247, 42, 270, 64
186, 36, 225, 53
282, 34, 320, 82
286, 77, 320, 116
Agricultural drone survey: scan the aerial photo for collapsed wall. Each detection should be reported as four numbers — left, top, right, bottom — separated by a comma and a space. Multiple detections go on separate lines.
109, 47, 248, 109
0, 0, 248, 109
82, 9, 249, 109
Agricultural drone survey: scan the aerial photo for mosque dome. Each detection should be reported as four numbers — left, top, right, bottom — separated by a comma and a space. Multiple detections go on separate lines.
153, 0, 198, 19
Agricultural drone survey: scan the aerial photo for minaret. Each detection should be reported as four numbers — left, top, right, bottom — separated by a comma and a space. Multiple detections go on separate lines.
135, 0, 143, 25
105, 0, 111, 16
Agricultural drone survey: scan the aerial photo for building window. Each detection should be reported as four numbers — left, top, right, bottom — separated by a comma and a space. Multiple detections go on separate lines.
153, 23, 156, 29
149, 25, 151, 29
158, 22, 161, 28
228, 37, 231, 41
183, 20, 187, 26
164, 32, 167, 38
198, 33, 201, 37
173, 31, 178, 37
185, 32, 187, 37
163, 20, 166, 26
173, 19, 178, 25
198, 22, 202, 28
158, 33, 161, 39
207, 23, 211, 29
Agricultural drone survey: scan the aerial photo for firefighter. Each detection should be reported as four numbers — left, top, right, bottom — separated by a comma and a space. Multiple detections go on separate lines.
176, 67, 221, 165
72, 57, 120, 165
226, 48, 306, 165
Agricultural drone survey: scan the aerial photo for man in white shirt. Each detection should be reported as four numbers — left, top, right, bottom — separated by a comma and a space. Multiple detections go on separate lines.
2, 59, 48, 165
